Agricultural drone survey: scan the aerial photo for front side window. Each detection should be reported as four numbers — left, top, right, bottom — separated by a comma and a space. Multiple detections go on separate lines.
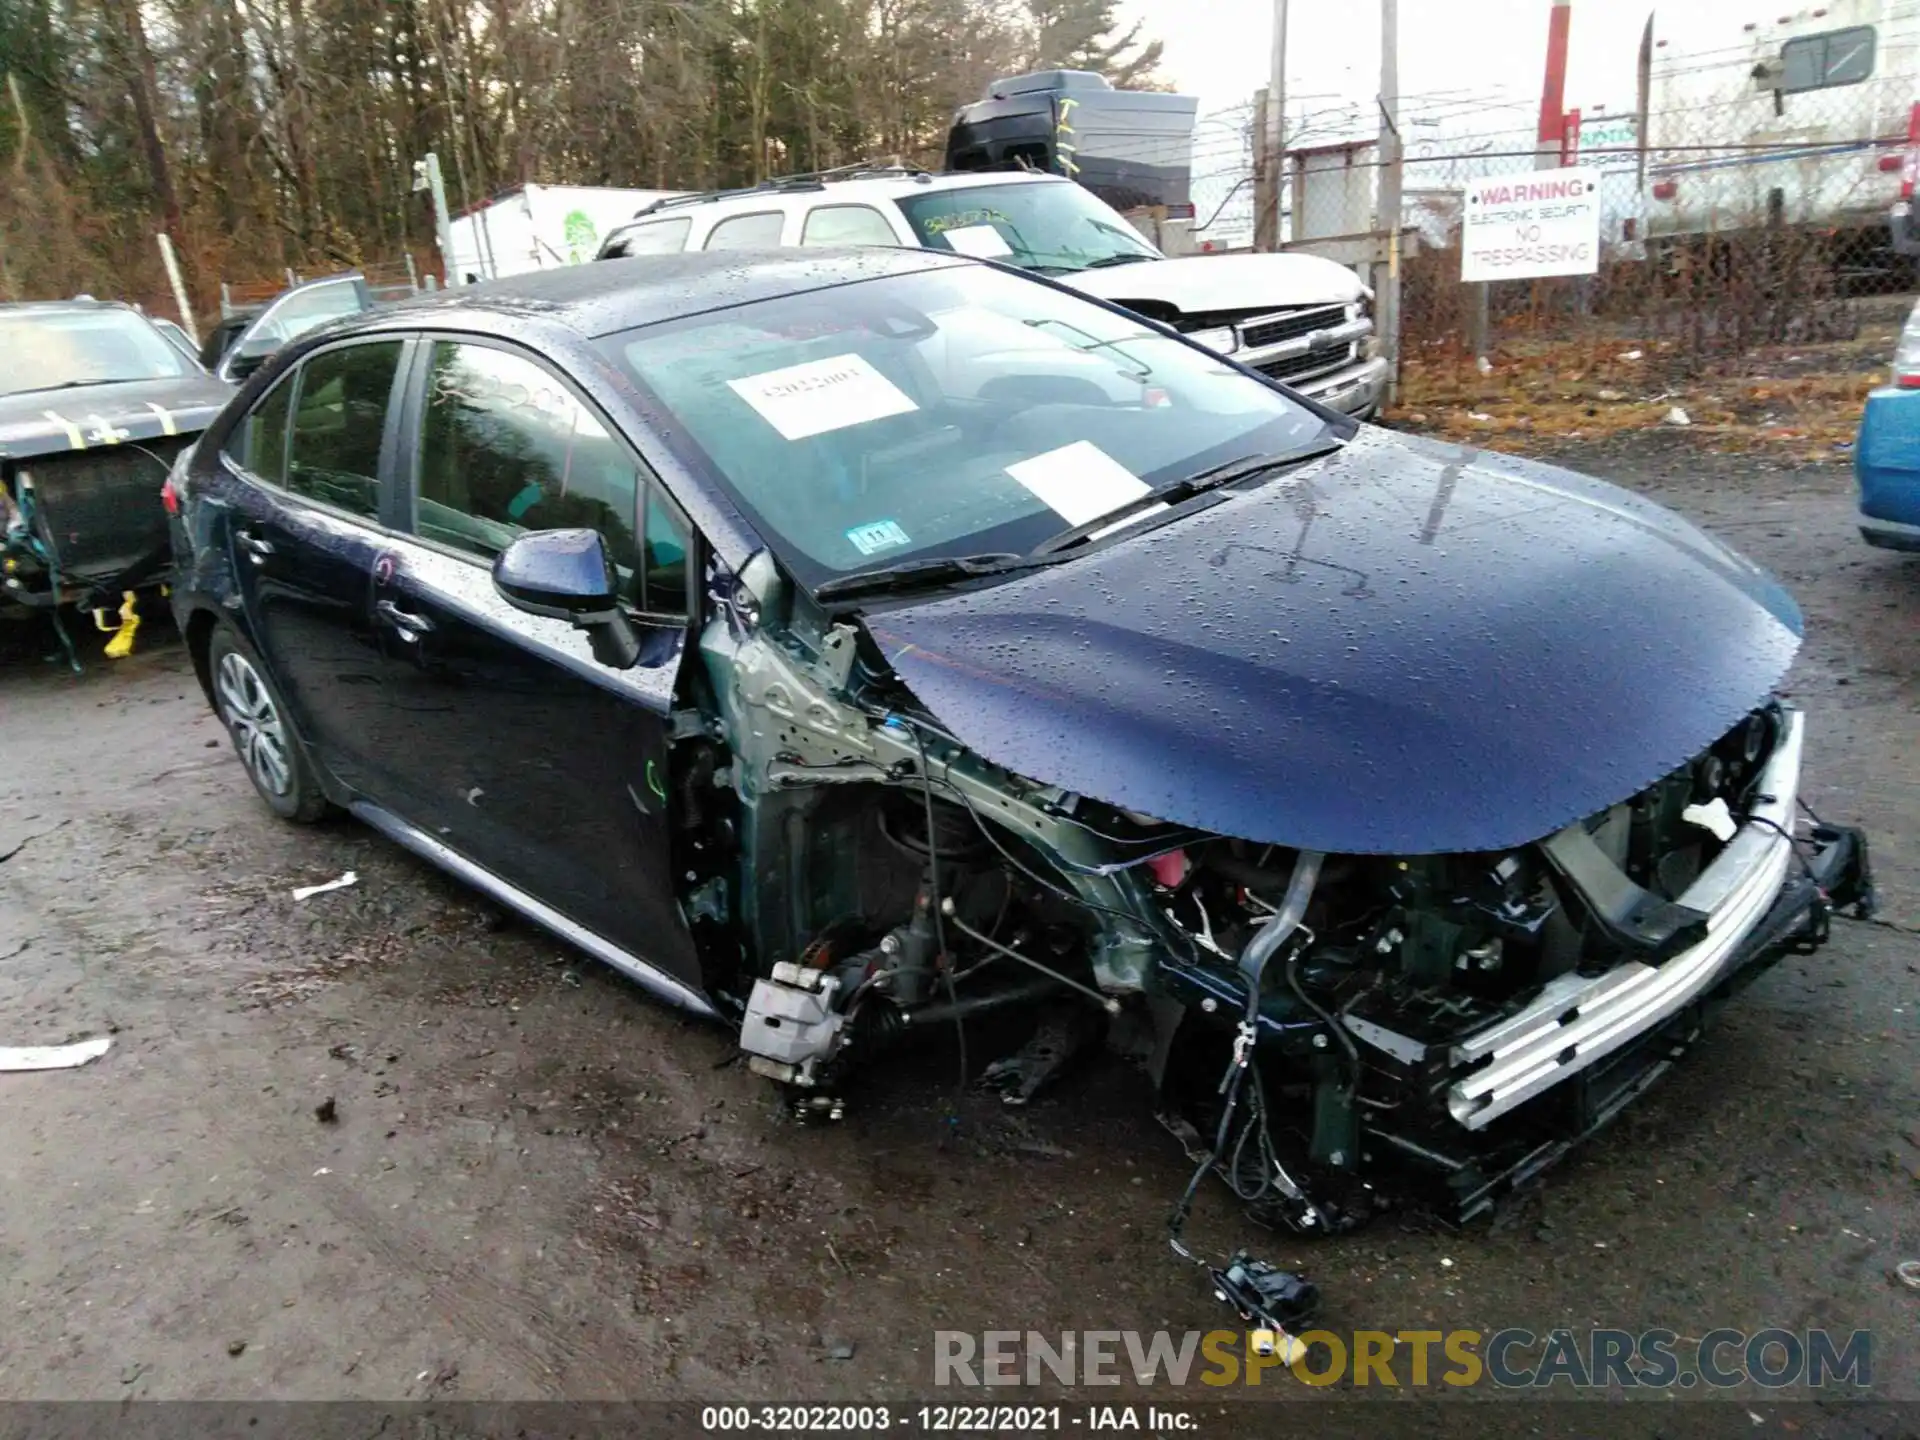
894, 182, 1160, 275
0, 307, 194, 397
704, 212, 785, 250
1781, 25, 1874, 92
414, 341, 643, 592
606, 262, 1328, 589
227, 375, 295, 485
801, 205, 899, 247
608, 217, 691, 256
285, 341, 402, 519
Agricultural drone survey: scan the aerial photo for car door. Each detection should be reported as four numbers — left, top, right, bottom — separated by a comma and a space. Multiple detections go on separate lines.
218, 275, 374, 384
369, 334, 701, 985
211, 336, 412, 797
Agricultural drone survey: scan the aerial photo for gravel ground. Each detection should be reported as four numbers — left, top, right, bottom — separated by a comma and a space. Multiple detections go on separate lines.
0, 435, 1914, 1435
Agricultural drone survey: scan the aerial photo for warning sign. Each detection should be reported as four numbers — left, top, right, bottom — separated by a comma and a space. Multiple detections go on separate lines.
1461, 166, 1601, 283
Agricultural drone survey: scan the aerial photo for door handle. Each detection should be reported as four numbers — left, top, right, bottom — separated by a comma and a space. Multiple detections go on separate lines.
235, 530, 275, 562
376, 598, 434, 639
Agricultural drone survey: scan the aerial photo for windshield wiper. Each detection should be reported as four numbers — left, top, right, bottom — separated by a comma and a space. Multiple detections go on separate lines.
1080, 253, 1156, 269
1031, 440, 1348, 558
7, 378, 141, 397
814, 552, 1034, 601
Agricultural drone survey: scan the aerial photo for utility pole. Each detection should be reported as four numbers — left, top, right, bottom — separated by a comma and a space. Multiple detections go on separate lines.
412, 152, 458, 285
155, 232, 198, 345
1377, 0, 1402, 403
1537, 0, 1573, 167
1267, 0, 1288, 249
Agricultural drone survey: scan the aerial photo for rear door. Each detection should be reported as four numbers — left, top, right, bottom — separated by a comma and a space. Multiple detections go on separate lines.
211, 336, 412, 796
367, 334, 700, 983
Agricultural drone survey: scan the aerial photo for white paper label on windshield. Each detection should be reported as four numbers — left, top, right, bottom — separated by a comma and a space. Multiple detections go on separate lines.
942, 224, 1014, 259
728, 353, 917, 441
1006, 441, 1151, 527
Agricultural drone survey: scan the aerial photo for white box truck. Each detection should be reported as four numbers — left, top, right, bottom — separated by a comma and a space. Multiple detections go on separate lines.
449, 184, 686, 283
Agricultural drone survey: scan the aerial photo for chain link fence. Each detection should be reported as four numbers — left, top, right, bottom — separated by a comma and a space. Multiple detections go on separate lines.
1386, 66, 1915, 379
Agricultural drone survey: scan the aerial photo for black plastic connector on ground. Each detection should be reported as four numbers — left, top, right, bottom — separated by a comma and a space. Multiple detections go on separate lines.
1209, 1252, 1319, 1335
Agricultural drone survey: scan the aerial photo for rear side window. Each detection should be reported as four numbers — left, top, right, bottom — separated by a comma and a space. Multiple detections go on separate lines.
608, 218, 690, 256
414, 341, 643, 584
705, 212, 785, 250
285, 341, 401, 519
801, 206, 897, 247
228, 376, 294, 485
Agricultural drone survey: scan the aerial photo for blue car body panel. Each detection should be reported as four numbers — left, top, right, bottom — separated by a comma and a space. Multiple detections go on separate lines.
868, 429, 1804, 856
1855, 384, 1920, 551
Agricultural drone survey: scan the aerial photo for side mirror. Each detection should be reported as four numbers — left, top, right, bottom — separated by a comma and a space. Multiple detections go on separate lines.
492, 528, 640, 669
225, 333, 279, 382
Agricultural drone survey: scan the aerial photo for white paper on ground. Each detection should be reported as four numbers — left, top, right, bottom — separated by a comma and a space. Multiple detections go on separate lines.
942, 224, 1014, 259
292, 870, 359, 901
727, 353, 918, 441
0, 1035, 112, 1072
1006, 441, 1151, 527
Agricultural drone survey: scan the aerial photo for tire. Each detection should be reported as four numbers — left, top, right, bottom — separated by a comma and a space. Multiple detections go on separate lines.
207, 625, 331, 823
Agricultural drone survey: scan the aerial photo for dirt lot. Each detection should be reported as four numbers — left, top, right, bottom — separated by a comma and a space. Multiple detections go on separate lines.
0, 433, 1915, 1433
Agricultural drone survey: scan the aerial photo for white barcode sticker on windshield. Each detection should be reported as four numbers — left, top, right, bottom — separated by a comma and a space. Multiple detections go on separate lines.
942, 224, 1013, 259
1006, 441, 1151, 527
728, 353, 918, 441
846, 520, 911, 556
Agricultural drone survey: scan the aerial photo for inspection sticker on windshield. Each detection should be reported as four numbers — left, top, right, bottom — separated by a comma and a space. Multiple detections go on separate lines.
727, 353, 917, 441
846, 520, 911, 556
1006, 441, 1151, 527
942, 224, 1013, 259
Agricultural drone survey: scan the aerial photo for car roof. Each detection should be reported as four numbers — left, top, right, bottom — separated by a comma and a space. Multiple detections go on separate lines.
320, 246, 976, 343
0, 298, 141, 315
618, 170, 1070, 227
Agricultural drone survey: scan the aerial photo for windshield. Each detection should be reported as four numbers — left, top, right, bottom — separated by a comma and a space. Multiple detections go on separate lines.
0, 308, 194, 397
894, 181, 1162, 275
606, 262, 1330, 591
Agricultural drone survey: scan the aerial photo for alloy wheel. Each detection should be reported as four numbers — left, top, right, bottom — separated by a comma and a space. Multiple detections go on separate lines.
215, 649, 293, 798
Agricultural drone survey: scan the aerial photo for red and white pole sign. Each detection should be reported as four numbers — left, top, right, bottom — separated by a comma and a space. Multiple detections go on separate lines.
1461, 166, 1601, 282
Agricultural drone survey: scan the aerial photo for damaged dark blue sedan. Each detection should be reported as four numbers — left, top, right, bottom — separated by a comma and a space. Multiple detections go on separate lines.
166, 249, 1871, 1330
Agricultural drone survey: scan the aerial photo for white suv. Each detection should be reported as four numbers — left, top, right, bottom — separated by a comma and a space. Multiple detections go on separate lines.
596, 168, 1388, 419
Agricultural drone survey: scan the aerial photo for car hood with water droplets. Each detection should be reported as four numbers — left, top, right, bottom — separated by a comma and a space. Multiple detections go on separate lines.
864, 429, 1803, 855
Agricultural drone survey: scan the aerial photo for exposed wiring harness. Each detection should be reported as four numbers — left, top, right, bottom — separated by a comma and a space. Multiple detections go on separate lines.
1163, 853, 1325, 1353
908, 723, 967, 1096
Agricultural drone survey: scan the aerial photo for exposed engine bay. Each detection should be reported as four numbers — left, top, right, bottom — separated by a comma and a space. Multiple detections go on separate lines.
673, 551, 1873, 1339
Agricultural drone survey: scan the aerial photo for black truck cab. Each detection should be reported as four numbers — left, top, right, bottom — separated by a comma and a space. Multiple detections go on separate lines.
945, 70, 1199, 218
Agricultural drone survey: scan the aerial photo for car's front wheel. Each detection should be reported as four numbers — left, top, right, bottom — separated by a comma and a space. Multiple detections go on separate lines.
208, 626, 330, 823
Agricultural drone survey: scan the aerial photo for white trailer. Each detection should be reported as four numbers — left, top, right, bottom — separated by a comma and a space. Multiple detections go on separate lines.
1644, 0, 1918, 251
447, 184, 686, 283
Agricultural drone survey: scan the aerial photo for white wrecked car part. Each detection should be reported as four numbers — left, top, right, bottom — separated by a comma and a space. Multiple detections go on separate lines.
0, 1036, 112, 1071
1682, 797, 1738, 843
293, 870, 358, 900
